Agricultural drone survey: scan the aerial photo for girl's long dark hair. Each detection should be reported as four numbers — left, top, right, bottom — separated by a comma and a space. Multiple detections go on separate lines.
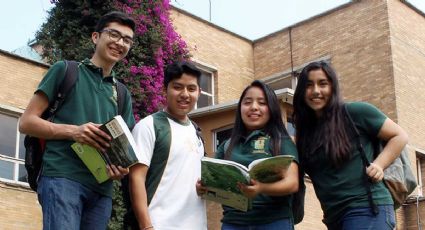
225, 80, 289, 159
293, 61, 351, 167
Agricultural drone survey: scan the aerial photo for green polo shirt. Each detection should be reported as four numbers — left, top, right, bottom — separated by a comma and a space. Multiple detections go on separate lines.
304, 102, 393, 225
36, 59, 135, 197
216, 130, 299, 225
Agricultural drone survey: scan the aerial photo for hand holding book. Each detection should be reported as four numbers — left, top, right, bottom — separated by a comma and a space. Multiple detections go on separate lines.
236, 179, 262, 199
71, 122, 112, 152
200, 155, 294, 211
106, 164, 129, 180
71, 115, 139, 183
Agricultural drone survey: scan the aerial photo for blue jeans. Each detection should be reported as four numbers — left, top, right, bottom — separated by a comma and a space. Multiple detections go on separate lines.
37, 176, 112, 230
222, 218, 293, 230
326, 205, 396, 230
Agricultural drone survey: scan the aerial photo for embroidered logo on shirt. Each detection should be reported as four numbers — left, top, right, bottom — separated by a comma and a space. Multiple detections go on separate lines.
252, 137, 268, 154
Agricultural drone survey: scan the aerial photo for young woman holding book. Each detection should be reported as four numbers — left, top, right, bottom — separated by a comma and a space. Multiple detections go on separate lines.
197, 80, 300, 229
292, 61, 408, 230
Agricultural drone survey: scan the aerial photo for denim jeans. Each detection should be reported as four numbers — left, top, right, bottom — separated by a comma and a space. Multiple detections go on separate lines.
37, 176, 112, 230
326, 205, 396, 230
222, 218, 293, 230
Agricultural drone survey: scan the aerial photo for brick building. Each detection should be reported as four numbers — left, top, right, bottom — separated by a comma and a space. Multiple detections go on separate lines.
0, 0, 424, 229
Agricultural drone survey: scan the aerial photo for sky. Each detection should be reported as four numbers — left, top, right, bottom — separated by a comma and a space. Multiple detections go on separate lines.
1, 0, 424, 53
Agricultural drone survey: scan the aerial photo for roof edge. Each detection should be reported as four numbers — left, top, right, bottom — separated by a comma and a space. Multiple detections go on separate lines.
189, 88, 294, 118
0, 49, 49, 68
254, 0, 358, 43
171, 5, 252, 43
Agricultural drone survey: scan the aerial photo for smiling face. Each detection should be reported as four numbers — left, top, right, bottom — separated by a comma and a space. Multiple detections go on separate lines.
304, 69, 333, 117
92, 22, 134, 65
164, 73, 201, 122
240, 86, 270, 131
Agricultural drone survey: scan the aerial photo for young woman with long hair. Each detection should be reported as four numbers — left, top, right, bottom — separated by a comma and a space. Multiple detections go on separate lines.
293, 61, 408, 230
198, 80, 299, 230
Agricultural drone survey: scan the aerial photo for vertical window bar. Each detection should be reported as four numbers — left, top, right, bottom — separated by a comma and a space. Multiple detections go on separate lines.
14, 120, 20, 181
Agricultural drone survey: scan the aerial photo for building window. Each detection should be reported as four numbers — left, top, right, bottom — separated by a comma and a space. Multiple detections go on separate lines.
213, 126, 233, 152
263, 57, 331, 91
0, 112, 27, 184
197, 69, 214, 109
416, 151, 425, 197
265, 73, 298, 91
286, 118, 296, 137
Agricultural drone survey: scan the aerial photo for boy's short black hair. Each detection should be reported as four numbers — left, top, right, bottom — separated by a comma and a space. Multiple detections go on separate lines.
164, 61, 202, 88
95, 11, 136, 33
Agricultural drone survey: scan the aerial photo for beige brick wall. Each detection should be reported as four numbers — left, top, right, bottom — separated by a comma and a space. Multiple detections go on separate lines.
387, 0, 425, 151
0, 183, 42, 230
404, 200, 425, 229
387, 1, 425, 228
0, 51, 47, 229
0, 51, 48, 109
171, 8, 255, 104
254, 0, 397, 119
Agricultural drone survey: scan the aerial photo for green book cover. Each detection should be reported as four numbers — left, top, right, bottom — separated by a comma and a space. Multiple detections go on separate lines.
201, 155, 294, 211
71, 142, 109, 183
201, 158, 250, 211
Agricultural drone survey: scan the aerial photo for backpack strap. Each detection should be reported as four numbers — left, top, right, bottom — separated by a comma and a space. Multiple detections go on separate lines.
190, 120, 207, 156
116, 80, 127, 116
344, 104, 379, 215
43, 60, 79, 120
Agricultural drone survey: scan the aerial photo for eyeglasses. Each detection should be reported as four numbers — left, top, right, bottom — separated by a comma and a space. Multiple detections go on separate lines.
100, 29, 134, 47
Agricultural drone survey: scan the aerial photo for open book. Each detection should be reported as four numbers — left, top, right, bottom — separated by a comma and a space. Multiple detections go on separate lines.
201, 155, 294, 211
71, 115, 139, 183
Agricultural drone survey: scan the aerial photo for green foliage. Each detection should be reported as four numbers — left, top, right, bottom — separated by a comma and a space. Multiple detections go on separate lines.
36, 0, 115, 63
108, 180, 126, 230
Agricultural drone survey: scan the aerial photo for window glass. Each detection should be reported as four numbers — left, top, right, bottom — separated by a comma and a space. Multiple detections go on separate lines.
19, 133, 25, 159
198, 94, 213, 108
268, 75, 293, 90
421, 159, 425, 192
215, 128, 233, 151
196, 68, 214, 109
0, 160, 14, 180
200, 71, 212, 94
18, 163, 27, 182
0, 112, 26, 184
286, 120, 296, 137
0, 114, 18, 157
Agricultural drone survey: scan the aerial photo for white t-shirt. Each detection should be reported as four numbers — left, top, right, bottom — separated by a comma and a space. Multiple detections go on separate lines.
132, 113, 207, 230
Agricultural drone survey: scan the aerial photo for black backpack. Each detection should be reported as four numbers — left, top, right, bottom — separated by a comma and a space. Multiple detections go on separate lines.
24, 60, 127, 191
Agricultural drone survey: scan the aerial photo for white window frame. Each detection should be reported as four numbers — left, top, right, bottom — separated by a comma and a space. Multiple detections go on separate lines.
193, 61, 216, 109
198, 68, 214, 109
0, 105, 27, 186
416, 149, 425, 197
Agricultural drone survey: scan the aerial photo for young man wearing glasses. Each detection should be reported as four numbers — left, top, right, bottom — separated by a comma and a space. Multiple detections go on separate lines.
19, 11, 136, 230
